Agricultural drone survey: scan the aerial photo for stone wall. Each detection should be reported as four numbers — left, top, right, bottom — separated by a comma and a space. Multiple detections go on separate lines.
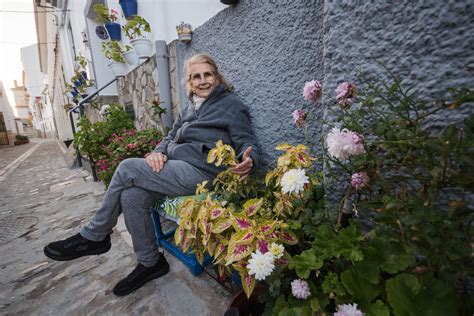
117, 57, 161, 132
117, 41, 181, 134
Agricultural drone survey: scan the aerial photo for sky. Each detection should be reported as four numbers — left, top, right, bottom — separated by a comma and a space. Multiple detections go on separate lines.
0, 0, 37, 114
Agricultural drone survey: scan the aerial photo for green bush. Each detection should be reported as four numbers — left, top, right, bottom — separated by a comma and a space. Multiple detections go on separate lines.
73, 104, 134, 162
96, 128, 162, 188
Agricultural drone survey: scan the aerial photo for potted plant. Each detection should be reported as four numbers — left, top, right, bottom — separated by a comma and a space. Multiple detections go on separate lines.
119, 0, 137, 20
122, 16, 153, 58
122, 45, 139, 66
93, 4, 121, 41
176, 22, 192, 42
101, 41, 128, 77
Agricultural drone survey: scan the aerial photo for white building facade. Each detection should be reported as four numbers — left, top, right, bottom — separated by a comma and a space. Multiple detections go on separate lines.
35, 0, 226, 142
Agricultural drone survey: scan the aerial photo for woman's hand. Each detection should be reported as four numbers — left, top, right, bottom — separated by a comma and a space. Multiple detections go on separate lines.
145, 152, 168, 172
231, 147, 254, 180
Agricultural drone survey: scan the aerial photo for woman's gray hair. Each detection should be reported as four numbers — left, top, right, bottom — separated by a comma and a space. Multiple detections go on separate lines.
184, 53, 233, 101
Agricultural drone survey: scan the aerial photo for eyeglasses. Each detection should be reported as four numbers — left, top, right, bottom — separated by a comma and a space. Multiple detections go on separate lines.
189, 71, 216, 82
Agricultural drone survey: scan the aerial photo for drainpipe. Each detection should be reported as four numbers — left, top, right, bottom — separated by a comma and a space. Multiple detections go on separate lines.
155, 40, 173, 130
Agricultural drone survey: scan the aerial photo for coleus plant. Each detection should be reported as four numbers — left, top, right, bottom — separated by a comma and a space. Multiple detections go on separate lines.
174, 141, 308, 298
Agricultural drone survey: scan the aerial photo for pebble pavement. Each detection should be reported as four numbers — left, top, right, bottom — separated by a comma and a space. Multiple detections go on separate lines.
0, 139, 232, 315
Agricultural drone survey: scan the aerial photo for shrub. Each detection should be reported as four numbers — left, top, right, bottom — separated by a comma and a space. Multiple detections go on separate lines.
96, 128, 162, 188
175, 72, 474, 315
73, 104, 134, 162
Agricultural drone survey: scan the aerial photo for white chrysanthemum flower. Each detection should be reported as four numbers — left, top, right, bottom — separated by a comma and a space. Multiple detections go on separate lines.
334, 303, 364, 316
269, 243, 284, 259
280, 168, 309, 194
246, 250, 275, 281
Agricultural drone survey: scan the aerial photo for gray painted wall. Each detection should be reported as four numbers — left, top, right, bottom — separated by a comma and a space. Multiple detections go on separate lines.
175, 0, 473, 168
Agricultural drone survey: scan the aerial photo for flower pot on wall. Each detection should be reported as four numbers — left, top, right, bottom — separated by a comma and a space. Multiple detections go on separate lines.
119, 0, 137, 20
130, 38, 153, 58
105, 22, 122, 41
178, 33, 192, 42
123, 49, 139, 65
107, 61, 128, 77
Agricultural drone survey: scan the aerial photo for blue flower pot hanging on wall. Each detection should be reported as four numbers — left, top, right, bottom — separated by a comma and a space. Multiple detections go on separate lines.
119, 0, 137, 20
105, 22, 122, 41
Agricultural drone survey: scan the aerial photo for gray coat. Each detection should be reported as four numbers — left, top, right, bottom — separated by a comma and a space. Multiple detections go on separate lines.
154, 85, 259, 178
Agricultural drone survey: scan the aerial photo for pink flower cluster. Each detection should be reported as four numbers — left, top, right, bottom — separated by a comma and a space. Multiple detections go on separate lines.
291, 279, 311, 299
127, 143, 139, 150
326, 127, 365, 161
292, 110, 307, 127
96, 159, 109, 172
334, 303, 364, 316
351, 172, 369, 189
336, 82, 356, 108
303, 80, 322, 103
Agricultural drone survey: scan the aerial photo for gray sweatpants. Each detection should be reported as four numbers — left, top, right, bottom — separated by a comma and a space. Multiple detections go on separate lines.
80, 158, 211, 267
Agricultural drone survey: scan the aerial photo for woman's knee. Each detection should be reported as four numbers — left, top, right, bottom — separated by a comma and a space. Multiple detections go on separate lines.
121, 186, 158, 212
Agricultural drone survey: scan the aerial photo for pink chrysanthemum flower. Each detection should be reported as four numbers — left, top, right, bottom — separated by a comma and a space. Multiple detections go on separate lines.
292, 110, 307, 128
303, 80, 322, 103
291, 279, 311, 299
351, 172, 369, 189
335, 82, 356, 108
334, 303, 364, 316
326, 127, 365, 161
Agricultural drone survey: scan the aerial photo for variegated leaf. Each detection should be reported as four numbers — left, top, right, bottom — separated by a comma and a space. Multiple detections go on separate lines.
199, 217, 208, 234
174, 226, 186, 246
277, 155, 291, 168
194, 248, 205, 266
217, 264, 226, 278
225, 243, 252, 265
257, 239, 269, 253
212, 219, 232, 233
207, 148, 218, 164
264, 170, 274, 186
229, 230, 255, 246
232, 214, 253, 230
210, 206, 225, 220
243, 198, 264, 217
180, 234, 192, 253
275, 143, 292, 151
282, 231, 298, 245
241, 272, 256, 299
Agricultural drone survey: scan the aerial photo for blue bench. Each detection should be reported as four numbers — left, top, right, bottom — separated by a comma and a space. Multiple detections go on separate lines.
151, 196, 213, 276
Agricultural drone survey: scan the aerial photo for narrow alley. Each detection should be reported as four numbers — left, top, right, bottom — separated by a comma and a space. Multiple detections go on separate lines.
0, 139, 230, 315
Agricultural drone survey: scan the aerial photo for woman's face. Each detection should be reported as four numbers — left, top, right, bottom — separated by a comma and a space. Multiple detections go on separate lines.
189, 62, 220, 99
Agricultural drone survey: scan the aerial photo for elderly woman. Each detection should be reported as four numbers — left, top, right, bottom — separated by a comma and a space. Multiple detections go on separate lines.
44, 53, 259, 296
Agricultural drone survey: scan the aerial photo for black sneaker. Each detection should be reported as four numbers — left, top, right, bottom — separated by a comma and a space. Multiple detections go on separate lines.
113, 253, 170, 297
44, 233, 111, 261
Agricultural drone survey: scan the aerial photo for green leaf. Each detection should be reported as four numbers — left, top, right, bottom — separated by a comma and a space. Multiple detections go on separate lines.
376, 241, 415, 274
289, 249, 323, 279
366, 300, 390, 316
386, 274, 420, 316
272, 295, 289, 315
332, 224, 364, 261
341, 269, 380, 305
414, 276, 459, 316
321, 272, 347, 298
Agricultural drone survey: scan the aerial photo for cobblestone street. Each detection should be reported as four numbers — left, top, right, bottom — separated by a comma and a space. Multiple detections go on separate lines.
0, 139, 231, 315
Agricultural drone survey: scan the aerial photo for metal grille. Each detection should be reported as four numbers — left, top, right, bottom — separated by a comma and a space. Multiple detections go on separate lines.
0, 216, 39, 244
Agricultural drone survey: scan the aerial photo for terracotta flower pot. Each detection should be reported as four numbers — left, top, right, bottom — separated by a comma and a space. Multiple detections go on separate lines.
225, 284, 266, 316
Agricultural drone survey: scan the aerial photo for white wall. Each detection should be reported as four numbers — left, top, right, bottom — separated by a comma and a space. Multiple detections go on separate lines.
144, 0, 227, 44
0, 81, 16, 132
21, 44, 50, 132
82, 0, 226, 96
